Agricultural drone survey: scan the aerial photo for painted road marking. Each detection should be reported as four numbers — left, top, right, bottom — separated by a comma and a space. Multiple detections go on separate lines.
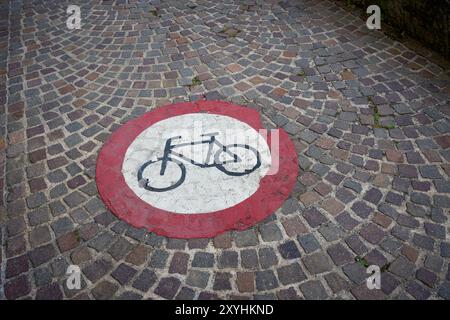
122, 113, 272, 213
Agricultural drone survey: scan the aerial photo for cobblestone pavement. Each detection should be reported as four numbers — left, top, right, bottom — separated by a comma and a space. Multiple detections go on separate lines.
1, 0, 450, 300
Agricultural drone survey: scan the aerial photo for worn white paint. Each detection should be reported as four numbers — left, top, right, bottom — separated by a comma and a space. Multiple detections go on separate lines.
122, 113, 272, 214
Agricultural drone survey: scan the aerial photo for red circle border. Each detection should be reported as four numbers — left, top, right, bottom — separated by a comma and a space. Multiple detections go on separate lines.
96, 100, 298, 238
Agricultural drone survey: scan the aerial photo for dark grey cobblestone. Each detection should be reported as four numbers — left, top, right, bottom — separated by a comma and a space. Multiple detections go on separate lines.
192, 252, 214, 268
218, 251, 238, 269
186, 270, 210, 289
258, 247, 279, 269
132, 269, 157, 293
277, 263, 306, 285
255, 270, 279, 291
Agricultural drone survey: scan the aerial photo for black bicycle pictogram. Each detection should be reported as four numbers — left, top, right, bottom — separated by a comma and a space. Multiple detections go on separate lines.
137, 132, 261, 192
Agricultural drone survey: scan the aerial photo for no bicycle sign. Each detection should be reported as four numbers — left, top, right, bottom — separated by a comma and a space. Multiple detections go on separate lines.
96, 100, 298, 238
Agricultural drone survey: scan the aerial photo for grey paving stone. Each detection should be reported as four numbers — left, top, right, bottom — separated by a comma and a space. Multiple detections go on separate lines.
438, 282, 450, 300
302, 207, 328, 228
351, 201, 373, 219
118, 291, 143, 300
213, 272, 232, 291
255, 270, 279, 291
186, 270, 210, 289
63, 191, 87, 208
82, 259, 113, 282
327, 243, 354, 266
258, 247, 279, 269
281, 198, 300, 214
419, 165, 442, 179
51, 258, 69, 277
169, 252, 189, 275
434, 195, 450, 208
412, 233, 435, 251
342, 262, 367, 284
108, 238, 133, 261
363, 188, 383, 205
416, 268, 438, 288
27, 207, 51, 226
132, 269, 157, 292
51, 216, 74, 236
345, 234, 369, 256
49, 201, 66, 216
297, 234, 321, 253
278, 241, 301, 260
406, 203, 428, 218
424, 222, 446, 239
277, 263, 307, 285
234, 229, 259, 247
111, 264, 137, 285
324, 272, 350, 293
359, 223, 386, 244
218, 251, 239, 269
154, 277, 181, 299
440, 242, 450, 258
33, 267, 53, 287
380, 272, 401, 295
380, 237, 402, 254
302, 252, 333, 274
410, 192, 431, 206
88, 232, 116, 252
192, 252, 215, 268
365, 250, 387, 268
3, 0, 450, 301
406, 281, 431, 300
378, 203, 400, 219
318, 224, 346, 242
336, 212, 359, 231
389, 257, 415, 279
175, 287, 196, 300
424, 254, 443, 273
145, 233, 165, 247
26, 192, 47, 209
299, 280, 328, 300
259, 221, 283, 242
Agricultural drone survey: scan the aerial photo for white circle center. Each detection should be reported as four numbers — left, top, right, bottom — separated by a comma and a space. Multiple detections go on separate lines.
122, 113, 272, 214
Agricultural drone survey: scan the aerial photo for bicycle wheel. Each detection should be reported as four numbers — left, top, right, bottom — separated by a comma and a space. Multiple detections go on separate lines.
215, 144, 261, 176
137, 157, 186, 192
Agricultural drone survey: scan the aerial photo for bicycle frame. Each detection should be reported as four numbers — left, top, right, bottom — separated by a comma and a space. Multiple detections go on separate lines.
159, 134, 240, 175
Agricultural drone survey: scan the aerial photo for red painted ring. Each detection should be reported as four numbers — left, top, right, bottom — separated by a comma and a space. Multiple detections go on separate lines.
96, 100, 298, 238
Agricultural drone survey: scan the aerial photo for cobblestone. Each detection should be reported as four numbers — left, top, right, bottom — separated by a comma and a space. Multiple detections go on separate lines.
389, 257, 416, 279
277, 263, 306, 285
256, 270, 279, 291
154, 277, 181, 299
133, 269, 157, 293
258, 247, 279, 269
299, 280, 328, 300
302, 252, 334, 274
186, 270, 210, 289
192, 252, 215, 268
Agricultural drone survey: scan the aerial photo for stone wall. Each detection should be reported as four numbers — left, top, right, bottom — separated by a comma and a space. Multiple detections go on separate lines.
341, 0, 450, 59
